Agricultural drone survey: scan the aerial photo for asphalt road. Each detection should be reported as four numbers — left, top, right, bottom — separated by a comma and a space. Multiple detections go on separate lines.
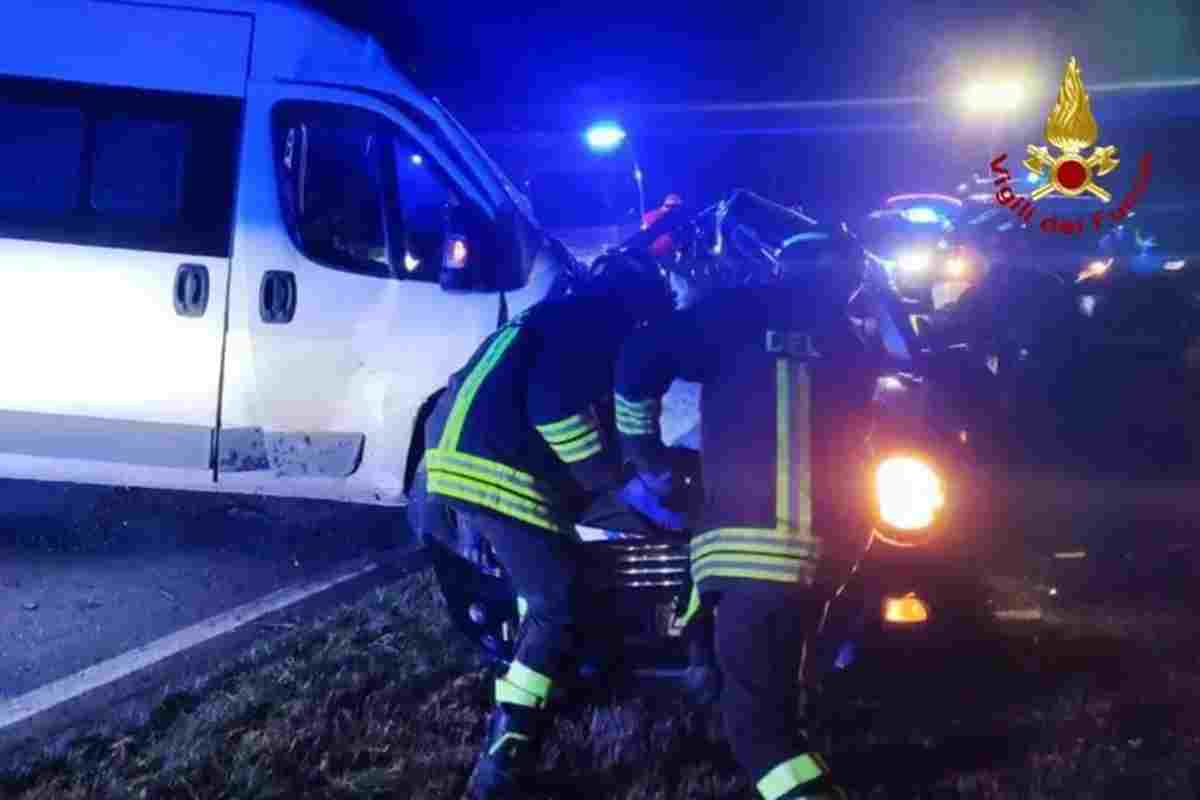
0, 479, 408, 700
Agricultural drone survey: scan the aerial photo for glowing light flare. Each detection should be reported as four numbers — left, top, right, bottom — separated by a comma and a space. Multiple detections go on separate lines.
1076, 258, 1113, 282
901, 206, 942, 224
443, 236, 469, 269
945, 256, 969, 278
1164, 259, 1186, 271
876, 456, 945, 531
410, 153, 423, 166
584, 121, 627, 152
896, 249, 933, 273
960, 78, 1025, 113
884, 593, 930, 624
886, 193, 963, 207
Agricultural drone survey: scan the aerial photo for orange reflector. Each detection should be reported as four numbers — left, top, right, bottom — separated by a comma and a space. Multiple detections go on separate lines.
883, 593, 929, 624
444, 236, 469, 269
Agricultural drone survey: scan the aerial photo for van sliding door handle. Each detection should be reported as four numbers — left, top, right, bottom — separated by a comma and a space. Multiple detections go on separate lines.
260, 270, 297, 323
174, 264, 210, 317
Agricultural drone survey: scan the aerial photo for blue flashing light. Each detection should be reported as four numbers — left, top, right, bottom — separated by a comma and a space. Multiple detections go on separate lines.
901, 206, 941, 224
410, 153, 423, 166
584, 121, 627, 152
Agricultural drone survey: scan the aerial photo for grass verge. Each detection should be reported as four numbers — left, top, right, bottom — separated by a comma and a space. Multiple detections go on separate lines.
2, 567, 1200, 799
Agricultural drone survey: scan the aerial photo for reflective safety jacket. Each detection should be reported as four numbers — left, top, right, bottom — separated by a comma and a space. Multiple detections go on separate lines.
426, 295, 640, 533
615, 286, 878, 587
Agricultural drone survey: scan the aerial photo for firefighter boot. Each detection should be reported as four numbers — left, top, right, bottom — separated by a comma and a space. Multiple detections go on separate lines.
465, 704, 543, 800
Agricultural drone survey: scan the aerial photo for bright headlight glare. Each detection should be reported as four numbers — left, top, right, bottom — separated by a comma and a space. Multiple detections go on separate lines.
876, 456, 945, 531
897, 250, 932, 273
945, 256, 968, 278
1077, 258, 1112, 282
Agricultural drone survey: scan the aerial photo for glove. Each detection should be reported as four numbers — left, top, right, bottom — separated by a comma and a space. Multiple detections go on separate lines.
638, 470, 676, 499
618, 474, 686, 532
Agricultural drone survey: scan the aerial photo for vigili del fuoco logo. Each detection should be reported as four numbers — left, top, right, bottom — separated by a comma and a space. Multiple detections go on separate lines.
990, 57, 1151, 236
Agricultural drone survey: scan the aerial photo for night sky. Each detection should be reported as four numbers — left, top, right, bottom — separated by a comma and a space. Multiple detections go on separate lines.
306, 1, 1200, 217
312, 1, 1200, 111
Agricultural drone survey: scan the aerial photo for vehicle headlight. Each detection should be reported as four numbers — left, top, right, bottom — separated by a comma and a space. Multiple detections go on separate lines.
944, 256, 969, 278
875, 455, 945, 532
1076, 258, 1112, 282
896, 249, 932, 274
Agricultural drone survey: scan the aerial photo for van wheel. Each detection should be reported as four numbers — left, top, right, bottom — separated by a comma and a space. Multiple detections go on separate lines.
429, 537, 519, 666
403, 389, 445, 499
410, 456, 520, 664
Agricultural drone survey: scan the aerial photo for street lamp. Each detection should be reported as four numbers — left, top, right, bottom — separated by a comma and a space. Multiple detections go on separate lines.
584, 120, 646, 220
584, 121, 626, 152
959, 78, 1026, 115
957, 75, 1030, 182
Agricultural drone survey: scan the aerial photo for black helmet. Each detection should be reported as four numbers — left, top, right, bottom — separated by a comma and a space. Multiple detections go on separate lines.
574, 250, 675, 321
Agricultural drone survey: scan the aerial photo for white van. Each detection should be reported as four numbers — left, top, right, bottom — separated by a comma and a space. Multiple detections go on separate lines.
0, 0, 555, 507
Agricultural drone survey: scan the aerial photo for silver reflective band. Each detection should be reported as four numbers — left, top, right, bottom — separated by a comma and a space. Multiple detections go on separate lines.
765, 330, 820, 359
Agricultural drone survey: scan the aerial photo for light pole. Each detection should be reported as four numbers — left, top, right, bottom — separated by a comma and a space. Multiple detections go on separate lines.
584, 120, 646, 221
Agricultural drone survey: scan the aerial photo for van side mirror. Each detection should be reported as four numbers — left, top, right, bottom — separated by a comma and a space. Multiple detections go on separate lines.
438, 204, 476, 292
438, 201, 541, 293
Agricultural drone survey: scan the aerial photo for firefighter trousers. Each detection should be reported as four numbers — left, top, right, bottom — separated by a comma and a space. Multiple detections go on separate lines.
707, 578, 821, 792
466, 509, 582, 704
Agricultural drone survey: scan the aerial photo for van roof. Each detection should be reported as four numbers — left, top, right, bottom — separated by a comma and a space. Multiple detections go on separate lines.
105, 0, 418, 95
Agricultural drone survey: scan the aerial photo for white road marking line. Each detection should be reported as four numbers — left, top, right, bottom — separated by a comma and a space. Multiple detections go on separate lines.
0, 559, 379, 732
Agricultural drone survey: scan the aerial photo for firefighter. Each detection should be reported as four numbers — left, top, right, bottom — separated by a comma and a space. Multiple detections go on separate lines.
421, 249, 680, 800
641, 193, 683, 260
614, 248, 873, 800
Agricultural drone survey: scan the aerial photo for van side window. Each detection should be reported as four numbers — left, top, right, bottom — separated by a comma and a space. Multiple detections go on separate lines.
92, 116, 189, 218
0, 103, 84, 214
273, 104, 391, 277
390, 139, 462, 283
273, 101, 470, 283
0, 77, 238, 257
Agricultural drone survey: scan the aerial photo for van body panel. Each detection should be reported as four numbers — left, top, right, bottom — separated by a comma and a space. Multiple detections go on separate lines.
0, 0, 537, 506
0, 2, 252, 98
215, 81, 500, 505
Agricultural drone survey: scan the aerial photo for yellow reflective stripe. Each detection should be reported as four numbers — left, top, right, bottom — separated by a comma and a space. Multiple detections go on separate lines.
495, 678, 544, 709
776, 358, 791, 533
691, 527, 819, 584
615, 410, 656, 424
693, 564, 806, 584
553, 431, 604, 463
440, 326, 522, 451
790, 363, 813, 536
616, 394, 660, 413
692, 539, 818, 562
535, 413, 594, 439
426, 449, 552, 504
756, 753, 828, 800
675, 584, 702, 628
691, 528, 820, 551
427, 473, 563, 533
505, 660, 553, 700
616, 418, 658, 436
